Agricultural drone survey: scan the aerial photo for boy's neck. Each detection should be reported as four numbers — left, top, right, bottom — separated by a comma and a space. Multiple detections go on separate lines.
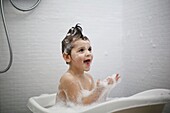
68, 66, 84, 77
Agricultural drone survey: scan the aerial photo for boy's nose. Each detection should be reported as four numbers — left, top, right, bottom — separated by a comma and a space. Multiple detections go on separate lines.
85, 50, 92, 57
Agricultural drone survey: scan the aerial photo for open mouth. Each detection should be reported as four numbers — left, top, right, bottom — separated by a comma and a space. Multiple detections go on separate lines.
83, 59, 91, 64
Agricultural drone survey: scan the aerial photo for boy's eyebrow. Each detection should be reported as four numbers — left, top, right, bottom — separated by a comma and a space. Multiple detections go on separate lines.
76, 46, 85, 50
76, 45, 91, 50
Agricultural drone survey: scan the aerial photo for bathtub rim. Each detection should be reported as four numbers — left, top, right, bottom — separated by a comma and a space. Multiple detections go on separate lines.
27, 88, 170, 113
81, 88, 170, 113
27, 93, 56, 113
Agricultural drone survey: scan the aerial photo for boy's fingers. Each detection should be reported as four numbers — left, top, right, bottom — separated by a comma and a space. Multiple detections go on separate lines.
115, 74, 120, 81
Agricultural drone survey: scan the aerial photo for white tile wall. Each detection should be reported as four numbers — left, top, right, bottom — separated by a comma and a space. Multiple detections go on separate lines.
0, 0, 170, 113
116, 0, 170, 95
120, 0, 170, 112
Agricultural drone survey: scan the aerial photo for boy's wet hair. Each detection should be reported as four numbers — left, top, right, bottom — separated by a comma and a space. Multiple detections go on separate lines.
62, 24, 89, 56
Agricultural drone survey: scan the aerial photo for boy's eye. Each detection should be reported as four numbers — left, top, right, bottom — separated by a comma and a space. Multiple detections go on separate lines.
88, 47, 92, 52
79, 48, 84, 52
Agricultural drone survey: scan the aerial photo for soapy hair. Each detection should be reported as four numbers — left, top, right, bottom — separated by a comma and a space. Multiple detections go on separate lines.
62, 24, 89, 55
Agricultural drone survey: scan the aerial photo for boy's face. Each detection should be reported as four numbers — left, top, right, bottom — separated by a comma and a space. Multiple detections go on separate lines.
69, 39, 93, 72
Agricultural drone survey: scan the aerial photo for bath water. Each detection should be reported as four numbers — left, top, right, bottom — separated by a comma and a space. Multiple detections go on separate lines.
48, 98, 116, 113
48, 102, 95, 113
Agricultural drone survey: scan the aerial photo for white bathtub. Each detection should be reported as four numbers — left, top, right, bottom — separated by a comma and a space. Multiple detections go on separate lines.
27, 89, 170, 113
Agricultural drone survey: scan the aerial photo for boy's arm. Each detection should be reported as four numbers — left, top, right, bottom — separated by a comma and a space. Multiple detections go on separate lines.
82, 84, 104, 105
58, 75, 81, 103
82, 73, 121, 105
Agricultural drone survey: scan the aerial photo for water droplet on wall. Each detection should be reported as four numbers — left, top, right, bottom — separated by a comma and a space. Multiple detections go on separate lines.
104, 51, 108, 56
148, 16, 153, 21
152, 44, 156, 48
139, 32, 143, 38
150, 39, 153, 44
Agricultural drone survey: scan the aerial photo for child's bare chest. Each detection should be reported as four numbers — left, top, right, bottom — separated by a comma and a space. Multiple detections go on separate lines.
77, 77, 92, 91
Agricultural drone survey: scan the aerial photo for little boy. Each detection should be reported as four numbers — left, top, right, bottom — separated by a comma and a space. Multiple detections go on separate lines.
56, 24, 120, 105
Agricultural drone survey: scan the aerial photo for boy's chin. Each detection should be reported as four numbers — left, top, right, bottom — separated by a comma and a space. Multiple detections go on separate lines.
84, 68, 90, 71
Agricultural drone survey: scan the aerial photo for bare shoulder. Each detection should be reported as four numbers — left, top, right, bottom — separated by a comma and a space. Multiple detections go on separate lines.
60, 73, 74, 83
59, 73, 80, 90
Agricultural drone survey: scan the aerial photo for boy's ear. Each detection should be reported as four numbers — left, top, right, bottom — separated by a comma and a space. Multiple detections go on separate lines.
63, 53, 71, 64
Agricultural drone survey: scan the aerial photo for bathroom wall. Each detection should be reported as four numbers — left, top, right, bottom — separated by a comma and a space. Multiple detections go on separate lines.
111, 0, 170, 96
0, 0, 170, 113
0, 1, 122, 113
120, 1, 170, 112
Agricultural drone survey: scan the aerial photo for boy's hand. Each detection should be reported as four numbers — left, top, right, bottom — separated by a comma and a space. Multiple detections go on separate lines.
107, 77, 114, 85
107, 73, 120, 85
96, 73, 121, 87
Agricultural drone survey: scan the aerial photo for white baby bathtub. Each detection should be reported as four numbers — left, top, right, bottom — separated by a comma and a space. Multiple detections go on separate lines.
27, 89, 170, 113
